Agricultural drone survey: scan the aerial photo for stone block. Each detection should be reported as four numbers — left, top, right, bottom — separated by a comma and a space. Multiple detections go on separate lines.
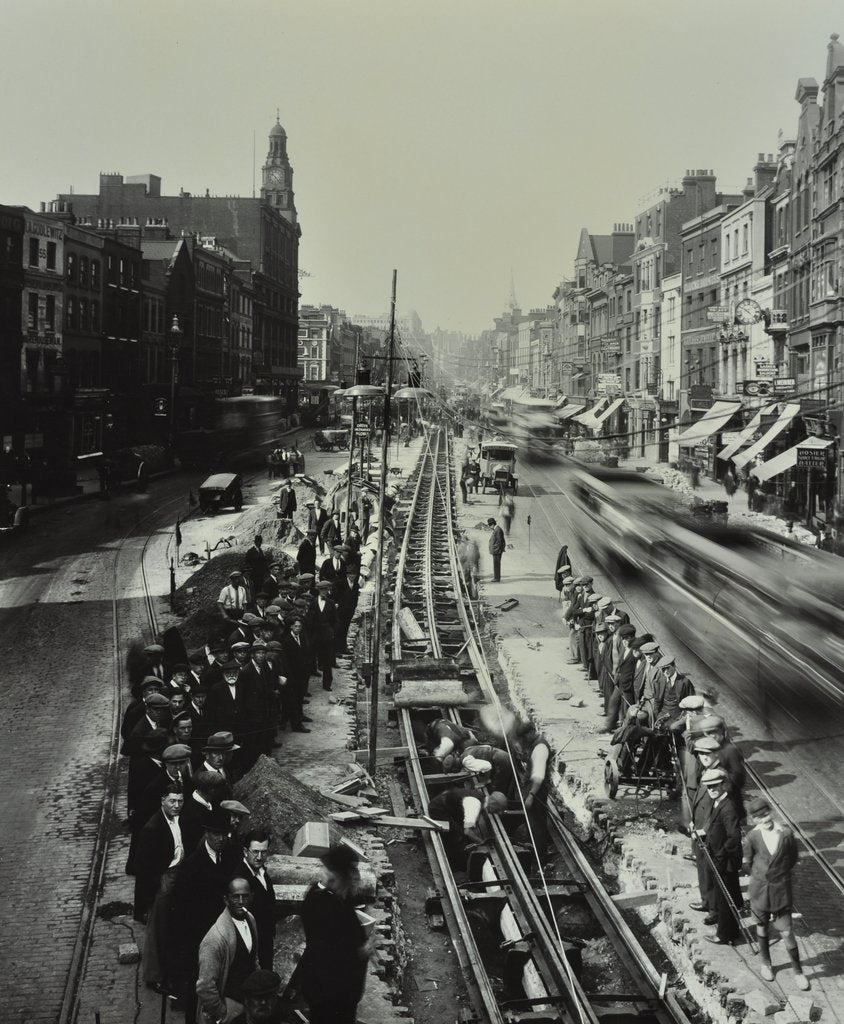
725, 993, 746, 1016
745, 989, 781, 1017
118, 942, 140, 965
786, 993, 819, 1021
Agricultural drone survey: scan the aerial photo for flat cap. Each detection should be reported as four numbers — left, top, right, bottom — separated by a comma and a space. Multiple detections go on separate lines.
597, 597, 613, 609
242, 614, 262, 625
700, 767, 727, 785
679, 695, 704, 711
220, 659, 239, 671
693, 737, 721, 753
242, 969, 281, 998
250, 641, 268, 652
231, 641, 251, 650
699, 714, 726, 732
220, 799, 250, 816
618, 624, 636, 638
162, 744, 192, 763
265, 605, 282, 616
747, 797, 771, 817
640, 642, 659, 655
585, 593, 601, 604
605, 613, 621, 623
140, 675, 163, 690
144, 692, 171, 707
228, 570, 244, 579
143, 644, 165, 655
315, 580, 333, 591
462, 755, 493, 774
657, 654, 676, 670
265, 640, 283, 651
298, 573, 315, 583
571, 576, 585, 585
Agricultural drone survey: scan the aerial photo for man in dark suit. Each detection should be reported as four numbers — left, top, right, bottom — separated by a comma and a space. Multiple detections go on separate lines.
281, 616, 312, 731
319, 511, 342, 557
135, 784, 185, 993
297, 532, 317, 577
171, 809, 231, 1021
237, 642, 280, 756
137, 743, 193, 832
244, 534, 269, 591
603, 624, 637, 732
698, 768, 743, 946
124, 692, 172, 758
307, 498, 328, 554
487, 517, 505, 581
205, 660, 259, 755
318, 548, 345, 584
276, 479, 297, 521
309, 582, 338, 690
120, 676, 164, 754
126, 728, 172, 875
230, 830, 277, 970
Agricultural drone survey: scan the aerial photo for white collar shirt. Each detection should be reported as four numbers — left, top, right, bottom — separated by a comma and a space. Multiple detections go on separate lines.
232, 915, 253, 951
165, 814, 184, 868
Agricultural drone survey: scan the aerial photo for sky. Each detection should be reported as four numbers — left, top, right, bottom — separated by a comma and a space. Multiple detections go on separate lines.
1, 0, 841, 335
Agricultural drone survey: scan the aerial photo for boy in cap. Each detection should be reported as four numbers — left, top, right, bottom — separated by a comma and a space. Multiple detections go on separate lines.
742, 797, 809, 989
699, 714, 746, 822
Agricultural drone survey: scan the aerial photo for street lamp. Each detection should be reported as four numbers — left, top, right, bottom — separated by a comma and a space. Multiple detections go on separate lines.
169, 314, 183, 448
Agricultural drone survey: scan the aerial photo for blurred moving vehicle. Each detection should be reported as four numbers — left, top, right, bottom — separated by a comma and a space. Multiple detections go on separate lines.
177, 395, 288, 470
509, 397, 567, 459
479, 441, 518, 494
198, 473, 243, 514
313, 428, 350, 452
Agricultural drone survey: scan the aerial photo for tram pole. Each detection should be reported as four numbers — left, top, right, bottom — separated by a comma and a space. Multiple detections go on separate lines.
368, 268, 398, 777
345, 332, 362, 529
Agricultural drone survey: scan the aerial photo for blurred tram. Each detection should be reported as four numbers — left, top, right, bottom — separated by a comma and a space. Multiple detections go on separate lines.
508, 397, 567, 459
571, 465, 844, 708
177, 395, 289, 470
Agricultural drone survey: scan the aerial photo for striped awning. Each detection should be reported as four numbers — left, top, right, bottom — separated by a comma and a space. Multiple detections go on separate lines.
717, 404, 777, 462
589, 397, 625, 432
555, 404, 585, 421
732, 403, 801, 470
750, 436, 834, 482
675, 400, 742, 446
573, 398, 608, 426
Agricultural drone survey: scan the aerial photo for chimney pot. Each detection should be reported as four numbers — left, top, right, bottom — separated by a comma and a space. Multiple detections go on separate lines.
758, 152, 764, 161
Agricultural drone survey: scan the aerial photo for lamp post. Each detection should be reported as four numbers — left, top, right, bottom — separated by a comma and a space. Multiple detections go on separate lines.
169, 315, 183, 449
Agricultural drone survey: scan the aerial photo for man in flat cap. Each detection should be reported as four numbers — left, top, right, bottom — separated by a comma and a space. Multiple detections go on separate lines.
121, 676, 164, 755
695, 768, 742, 946
300, 845, 374, 1024
241, 969, 283, 1023
137, 743, 193, 831
276, 477, 298, 522
651, 652, 693, 724
604, 624, 636, 732
742, 798, 809, 989
687, 760, 723, 921
143, 643, 168, 682
297, 530, 318, 577
126, 728, 173, 874
125, 691, 172, 758
487, 517, 506, 582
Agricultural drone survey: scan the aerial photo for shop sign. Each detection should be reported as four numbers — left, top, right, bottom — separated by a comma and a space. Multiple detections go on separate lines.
706, 306, 731, 323
754, 362, 776, 379
772, 377, 796, 394
600, 338, 620, 353
689, 384, 713, 410
797, 448, 828, 470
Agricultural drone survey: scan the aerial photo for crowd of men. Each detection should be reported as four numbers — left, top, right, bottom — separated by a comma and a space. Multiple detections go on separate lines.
557, 550, 810, 989
121, 482, 378, 1021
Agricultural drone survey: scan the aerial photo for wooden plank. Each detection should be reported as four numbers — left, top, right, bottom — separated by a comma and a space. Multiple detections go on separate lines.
329, 811, 449, 832
352, 746, 409, 763
386, 779, 408, 818
610, 889, 658, 910
320, 791, 368, 809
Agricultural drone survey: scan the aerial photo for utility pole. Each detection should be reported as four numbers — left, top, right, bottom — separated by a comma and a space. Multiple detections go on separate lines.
345, 331, 362, 527
368, 269, 397, 777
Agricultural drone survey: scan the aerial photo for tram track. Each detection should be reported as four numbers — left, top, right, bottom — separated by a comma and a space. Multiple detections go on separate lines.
390, 430, 692, 1024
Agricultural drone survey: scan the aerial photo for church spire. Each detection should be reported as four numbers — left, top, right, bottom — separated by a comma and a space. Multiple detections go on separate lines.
508, 268, 519, 311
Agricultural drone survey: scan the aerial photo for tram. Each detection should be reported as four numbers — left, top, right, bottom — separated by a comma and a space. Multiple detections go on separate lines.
177, 395, 289, 469
508, 397, 567, 459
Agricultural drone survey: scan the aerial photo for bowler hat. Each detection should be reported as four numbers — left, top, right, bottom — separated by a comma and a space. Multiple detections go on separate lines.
204, 807, 232, 834
203, 731, 241, 753
140, 728, 172, 755
487, 517, 496, 526
242, 969, 281, 999
321, 843, 359, 875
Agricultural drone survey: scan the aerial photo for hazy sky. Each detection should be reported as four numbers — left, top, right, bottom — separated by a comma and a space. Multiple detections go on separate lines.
1, 0, 841, 334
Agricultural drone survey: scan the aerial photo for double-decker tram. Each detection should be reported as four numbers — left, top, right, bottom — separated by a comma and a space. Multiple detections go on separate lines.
508, 396, 567, 459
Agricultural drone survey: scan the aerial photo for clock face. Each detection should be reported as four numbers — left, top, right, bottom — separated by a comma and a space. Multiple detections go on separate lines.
268, 168, 285, 186
735, 298, 761, 325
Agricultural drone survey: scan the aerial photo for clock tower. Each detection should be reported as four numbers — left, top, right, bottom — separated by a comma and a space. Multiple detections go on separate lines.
260, 115, 297, 225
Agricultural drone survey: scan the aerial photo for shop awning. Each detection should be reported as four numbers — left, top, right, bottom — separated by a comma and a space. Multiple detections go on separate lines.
589, 397, 625, 432
500, 386, 530, 402
732, 403, 801, 470
555, 404, 585, 421
675, 400, 742, 446
749, 436, 834, 482
554, 394, 568, 408
572, 399, 608, 426
717, 404, 777, 462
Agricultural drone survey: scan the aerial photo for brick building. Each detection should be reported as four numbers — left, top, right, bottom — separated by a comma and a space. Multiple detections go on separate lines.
56, 119, 302, 410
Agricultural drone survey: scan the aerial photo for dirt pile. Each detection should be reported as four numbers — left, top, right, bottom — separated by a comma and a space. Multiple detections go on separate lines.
234, 755, 347, 850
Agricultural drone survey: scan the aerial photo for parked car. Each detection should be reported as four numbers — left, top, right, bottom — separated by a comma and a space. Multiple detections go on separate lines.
198, 473, 243, 514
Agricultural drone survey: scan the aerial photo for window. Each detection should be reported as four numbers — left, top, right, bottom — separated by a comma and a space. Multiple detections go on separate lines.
28, 292, 38, 329
91, 300, 99, 330
687, 248, 694, 271
79, 256, 88, 285
79, 298, 87, 329
625, 327, 631, 353
67, 252, 76, 282
46, 242, 56, 270
66, 297, 76, 330
742, 224, 748, 254
91, 260, 99, 288
45, 295, 55, 331
29, 238, 39, 266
